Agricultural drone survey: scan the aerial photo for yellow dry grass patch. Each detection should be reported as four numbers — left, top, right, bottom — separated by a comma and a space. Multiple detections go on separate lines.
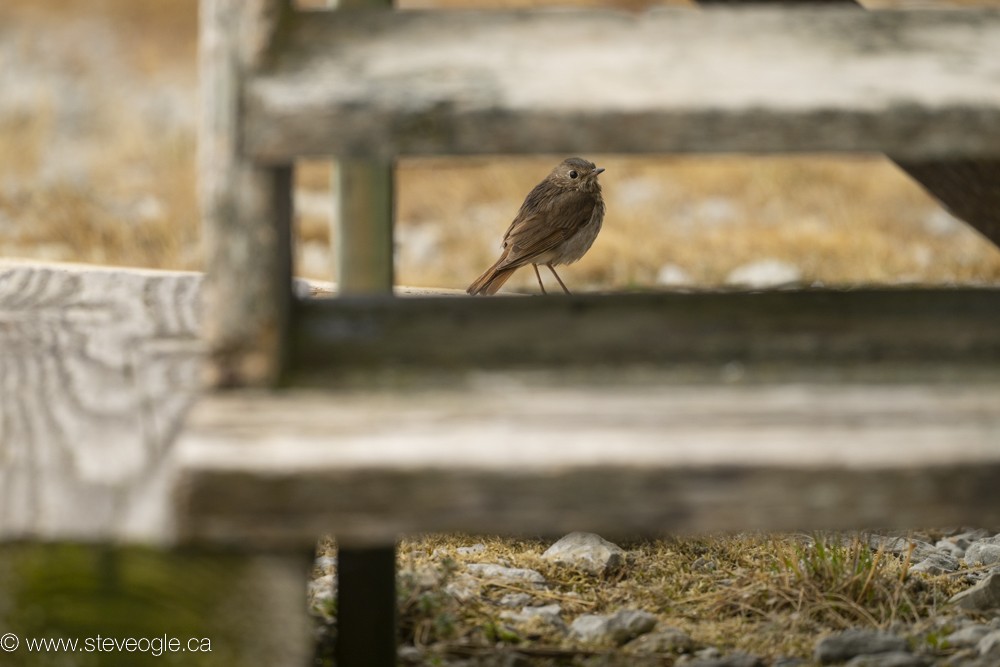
315, 532, 969, 663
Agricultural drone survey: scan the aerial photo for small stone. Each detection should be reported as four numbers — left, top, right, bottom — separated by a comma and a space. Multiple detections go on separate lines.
694, 647, 723, 660
909, 552, 961, 575
456, 543, 487, 556
935, 540, 967, 559
627, 627, 695, 655
946, 625, 991, 648
725, 259, 801, 288
398, 645, 423, 664
950, 572, 1000, 612
607, 609, 657, 645
570, 614, 611, 643
966, 543, 1000, 567
845, 652, 928, 667
980, 630, 1000, 657
692, 556, 717, 572
814, 629, 908, 664
542, 532, 626, 576
498, 592, 533, 608
656, 263, 693, 287
444, 573, 481, 602
499, 604, 566, 632
952, 529, 993, 550
466, 563, 546, 584
867, 535, 938, 562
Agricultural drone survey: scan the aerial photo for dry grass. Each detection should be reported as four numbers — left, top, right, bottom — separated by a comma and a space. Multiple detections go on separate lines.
314, 532, 970, 664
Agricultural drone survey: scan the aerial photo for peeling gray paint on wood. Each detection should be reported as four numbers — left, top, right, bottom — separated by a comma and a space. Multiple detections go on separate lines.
0, 260, 204, 543
290, 289, 1000, 377
174, 384, 1000, 547
243, 8, 1000, 161
199, 0, 294, 387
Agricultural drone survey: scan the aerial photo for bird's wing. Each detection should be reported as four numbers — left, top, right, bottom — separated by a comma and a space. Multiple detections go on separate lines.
496, 190, 596, 270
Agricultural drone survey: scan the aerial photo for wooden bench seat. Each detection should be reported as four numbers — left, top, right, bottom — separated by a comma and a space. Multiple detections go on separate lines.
174, 377, 1000, 549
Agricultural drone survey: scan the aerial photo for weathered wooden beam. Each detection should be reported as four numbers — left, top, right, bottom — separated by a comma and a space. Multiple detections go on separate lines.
288, 289, 1000, 380
173, 383, 1000, 548
0, 261, 204, 544
199, 0, 294, 387
243, 8, 1000, 161
695, 2, 1000, 247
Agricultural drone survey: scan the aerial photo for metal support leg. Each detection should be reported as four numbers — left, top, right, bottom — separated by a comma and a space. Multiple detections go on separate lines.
336, 544, 397, 667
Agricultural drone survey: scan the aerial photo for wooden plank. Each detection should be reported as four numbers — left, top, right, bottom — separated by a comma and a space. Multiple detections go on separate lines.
289, 289, 1000, 380
199, 0, 294, 386
0, 261, 204, 544
894, 159, 1000, 247
243, 8, 1000, 160
695, 0, 1000, 250
173, 383, 1000, 548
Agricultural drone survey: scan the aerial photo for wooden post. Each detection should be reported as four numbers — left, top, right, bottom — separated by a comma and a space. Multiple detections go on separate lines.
199, 0, 294, 387
330, 0, 395, 296
336, 159, 395, 294
324, 0, 398, 664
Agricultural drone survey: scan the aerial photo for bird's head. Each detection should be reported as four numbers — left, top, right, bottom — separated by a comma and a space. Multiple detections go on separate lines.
549, 157, 604, 193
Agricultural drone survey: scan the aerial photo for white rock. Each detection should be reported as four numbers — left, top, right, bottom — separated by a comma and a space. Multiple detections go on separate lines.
944, 624, 991, 648
466, 563, 545, 584
569, 614, 611, 643
655, 263, 693, 287
909, 553, 961, 575
814, 629, 907, 664
541, 532, 626, 576
498, 592, 533, 608
626, 627, 694, 654
607, 609, 657, 645
979, 629, 1000, 657
725, 259, 802, 288
966, 543, 1000, 567
500, 604, 566, 632
444, 573, 481, 602
949, 572, 1000, 612
456, 543, 487, 556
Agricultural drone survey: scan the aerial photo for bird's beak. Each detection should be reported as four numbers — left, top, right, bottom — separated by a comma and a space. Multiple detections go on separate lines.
594, 167, 605, 176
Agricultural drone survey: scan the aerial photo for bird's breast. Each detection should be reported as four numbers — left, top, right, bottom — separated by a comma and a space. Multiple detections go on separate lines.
551, 199, 605, 266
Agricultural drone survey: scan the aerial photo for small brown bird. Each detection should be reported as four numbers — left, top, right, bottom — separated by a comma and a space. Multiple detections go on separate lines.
467, 157, 606, 295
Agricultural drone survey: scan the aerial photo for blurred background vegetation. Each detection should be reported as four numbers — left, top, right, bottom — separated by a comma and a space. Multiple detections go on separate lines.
2, 0, 999, 293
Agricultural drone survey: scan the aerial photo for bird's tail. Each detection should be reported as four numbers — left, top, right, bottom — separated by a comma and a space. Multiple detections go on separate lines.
466, 262, 517, 295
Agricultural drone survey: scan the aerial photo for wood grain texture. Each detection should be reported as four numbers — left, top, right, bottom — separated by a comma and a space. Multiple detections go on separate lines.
199, 0, 294, 387
694, 0, 1000, 250
0, 261, 204, 543
243, 8, 1000, 160
174, 383, 1000, 547
290, 289, 1000, 380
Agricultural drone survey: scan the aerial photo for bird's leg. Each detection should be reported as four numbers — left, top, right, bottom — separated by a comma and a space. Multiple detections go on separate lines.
547, 264, 572, 295
532, 264, 547, 294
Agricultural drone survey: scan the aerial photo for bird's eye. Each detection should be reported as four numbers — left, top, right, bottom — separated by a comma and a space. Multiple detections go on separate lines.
568, 170, 578, 179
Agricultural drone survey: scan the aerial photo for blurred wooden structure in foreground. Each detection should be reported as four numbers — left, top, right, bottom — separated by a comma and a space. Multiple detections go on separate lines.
5, 0, 1000, 664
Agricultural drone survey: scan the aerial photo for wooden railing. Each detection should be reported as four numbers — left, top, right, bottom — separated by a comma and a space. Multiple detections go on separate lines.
4, 1, 999, 665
